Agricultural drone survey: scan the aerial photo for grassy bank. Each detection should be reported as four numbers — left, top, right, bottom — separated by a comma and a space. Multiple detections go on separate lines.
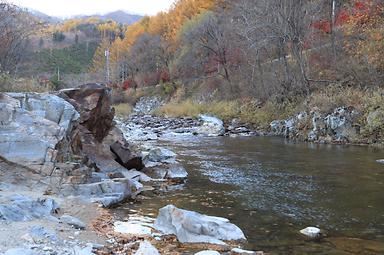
152, 85, 384, 135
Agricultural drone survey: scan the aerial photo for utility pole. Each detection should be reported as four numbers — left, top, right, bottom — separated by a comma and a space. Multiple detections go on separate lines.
331, 0, 337, 60
105, 49, 110, 83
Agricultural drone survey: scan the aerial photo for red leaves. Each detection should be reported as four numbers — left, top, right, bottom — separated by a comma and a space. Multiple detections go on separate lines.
336, 10, 351, 26
312, 20, 331, 34
354, 1, 366, 11
122, 80, 134, 90
159, 69, 170, 83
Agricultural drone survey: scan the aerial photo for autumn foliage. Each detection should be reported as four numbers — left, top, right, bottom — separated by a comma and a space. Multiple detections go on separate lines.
90, 0, 384, 98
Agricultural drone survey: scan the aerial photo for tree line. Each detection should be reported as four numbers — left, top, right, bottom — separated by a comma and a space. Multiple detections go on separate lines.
92, 0, 383, 101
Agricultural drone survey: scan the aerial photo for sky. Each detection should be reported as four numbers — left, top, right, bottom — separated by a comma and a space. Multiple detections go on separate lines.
11, 0, 175, 17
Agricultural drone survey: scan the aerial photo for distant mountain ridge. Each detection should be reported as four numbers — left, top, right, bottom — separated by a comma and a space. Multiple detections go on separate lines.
27, 9, 62, 23
27, 9, 142, 25
97, 10, 143, 24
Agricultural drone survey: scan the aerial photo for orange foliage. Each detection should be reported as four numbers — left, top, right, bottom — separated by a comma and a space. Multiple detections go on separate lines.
93, 0, 217, 79
344, 0, 384, 70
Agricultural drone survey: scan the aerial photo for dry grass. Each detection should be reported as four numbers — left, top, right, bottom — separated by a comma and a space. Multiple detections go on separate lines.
308, 85, 368, 113
154, 100, 240, 120
0, 78, 50, 93
113, 103, 133, 117
154, 99, 299, 128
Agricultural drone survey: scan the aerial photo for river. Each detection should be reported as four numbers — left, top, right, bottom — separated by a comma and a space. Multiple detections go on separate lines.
116, 134, 384, 254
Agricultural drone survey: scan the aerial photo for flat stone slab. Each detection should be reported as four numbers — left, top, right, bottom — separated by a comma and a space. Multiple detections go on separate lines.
154, 205, 246, 245
0, 195, 59, 222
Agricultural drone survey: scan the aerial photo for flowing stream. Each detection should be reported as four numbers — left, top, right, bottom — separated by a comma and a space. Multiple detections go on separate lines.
116, 134, 384, 254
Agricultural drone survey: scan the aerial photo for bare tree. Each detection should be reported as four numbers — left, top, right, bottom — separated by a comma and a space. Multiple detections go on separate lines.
0, 2, 39, 73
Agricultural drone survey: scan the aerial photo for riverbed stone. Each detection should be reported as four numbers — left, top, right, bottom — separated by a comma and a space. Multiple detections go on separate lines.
143, 147, 177, 167
4, 248, 38, 255
60, 214, 86, 229
300, 227, 321, 239
196, 115, 225, 136
165, 164, 188, 180
114, 221, 152, 236
195, 251, 221, 255
231, 248, 261, 255
154, 205, 246, 245
143, 163, 188, 181
134, 240, 159, 255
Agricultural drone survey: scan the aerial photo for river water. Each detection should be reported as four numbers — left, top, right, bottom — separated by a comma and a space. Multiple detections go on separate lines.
118, 134, 384, 254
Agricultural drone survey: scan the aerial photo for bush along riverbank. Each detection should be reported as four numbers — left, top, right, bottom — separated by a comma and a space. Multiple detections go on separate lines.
0, 84, 263, 255
117, 84, 384, 146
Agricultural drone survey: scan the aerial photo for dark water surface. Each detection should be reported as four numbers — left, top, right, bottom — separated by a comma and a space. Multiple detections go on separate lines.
118, 136, 384, 254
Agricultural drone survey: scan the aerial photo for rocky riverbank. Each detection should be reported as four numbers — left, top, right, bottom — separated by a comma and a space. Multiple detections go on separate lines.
0, 85, 261, 255
132, 95, 383, 146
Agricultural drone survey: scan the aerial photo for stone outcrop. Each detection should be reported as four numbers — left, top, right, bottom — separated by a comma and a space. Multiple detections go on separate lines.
58, 83, 114, 142
154, 205, 246, 245
0, 92, 80, 175
270, 107, 361, 143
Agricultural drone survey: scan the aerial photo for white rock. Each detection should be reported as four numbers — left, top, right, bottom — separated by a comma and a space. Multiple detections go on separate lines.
376, 159, 384, 164
231, 248, 257, 254
197, 115, 225, 136
195, 251, 221, 255
134, 240, 159, 255
4, 248, 37, 255
143, 147, 177, 167
300, 227, 321, 238
114, 221, 152, 236
154, 205, 246, 245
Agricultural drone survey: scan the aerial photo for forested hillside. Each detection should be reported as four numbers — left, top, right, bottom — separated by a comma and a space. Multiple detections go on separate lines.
0, 3, 137, 90
93, 0, 383, 94
0, 0, 383, 142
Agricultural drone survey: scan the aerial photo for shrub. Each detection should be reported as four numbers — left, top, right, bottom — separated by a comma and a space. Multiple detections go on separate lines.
114, 103, 133, 117
154, 100, 203, 117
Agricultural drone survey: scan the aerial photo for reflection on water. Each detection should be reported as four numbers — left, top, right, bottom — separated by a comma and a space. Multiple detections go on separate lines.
117, 136, 384, 254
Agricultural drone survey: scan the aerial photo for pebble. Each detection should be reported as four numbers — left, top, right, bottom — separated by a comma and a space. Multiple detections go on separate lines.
300, 227, 321, 239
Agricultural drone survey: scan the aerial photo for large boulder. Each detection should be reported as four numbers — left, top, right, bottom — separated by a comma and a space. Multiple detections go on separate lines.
154, 205, 246, 245
196, 115, 225, 136
110, 141, 144, 170
143, 147, 177, 167
58, 83, 114, 142
143, 163, 188, 182
0, 92, 80, 175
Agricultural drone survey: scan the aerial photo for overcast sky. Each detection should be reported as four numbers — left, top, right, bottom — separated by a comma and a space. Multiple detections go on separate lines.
11, 0, 175, 17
